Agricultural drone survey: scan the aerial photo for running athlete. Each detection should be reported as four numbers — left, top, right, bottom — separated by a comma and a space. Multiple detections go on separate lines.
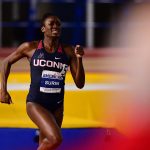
0, 13, 85, 150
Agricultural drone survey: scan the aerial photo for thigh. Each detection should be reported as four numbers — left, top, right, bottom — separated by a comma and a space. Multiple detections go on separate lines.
39, 105, 64, 144
26, 102, 61, 141
52, 104, 64, 128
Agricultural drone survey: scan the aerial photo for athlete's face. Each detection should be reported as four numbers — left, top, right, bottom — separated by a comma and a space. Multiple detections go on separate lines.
41, 16, 61, 37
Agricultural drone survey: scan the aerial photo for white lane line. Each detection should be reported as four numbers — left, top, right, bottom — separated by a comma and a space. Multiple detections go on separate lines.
1, 83, 127, 91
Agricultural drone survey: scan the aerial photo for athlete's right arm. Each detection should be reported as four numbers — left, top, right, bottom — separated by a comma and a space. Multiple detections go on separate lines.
0, 42, 32, 104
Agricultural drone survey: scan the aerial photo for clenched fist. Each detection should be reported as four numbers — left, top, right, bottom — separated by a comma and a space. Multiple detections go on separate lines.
0, 91, 12, 104
75, 45, 84, 58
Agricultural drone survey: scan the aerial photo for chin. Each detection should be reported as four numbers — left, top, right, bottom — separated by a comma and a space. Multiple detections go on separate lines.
52, 35, 60, 38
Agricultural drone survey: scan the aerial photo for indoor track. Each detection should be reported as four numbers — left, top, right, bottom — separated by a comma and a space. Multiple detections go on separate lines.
1, 49, 149, 150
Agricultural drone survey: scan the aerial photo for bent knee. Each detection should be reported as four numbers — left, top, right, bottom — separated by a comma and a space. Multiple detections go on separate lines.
51, 134, 63, 146
44, 134, 63, 147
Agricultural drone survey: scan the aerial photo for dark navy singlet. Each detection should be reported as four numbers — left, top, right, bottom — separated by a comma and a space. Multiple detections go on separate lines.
27, 40, 70, 111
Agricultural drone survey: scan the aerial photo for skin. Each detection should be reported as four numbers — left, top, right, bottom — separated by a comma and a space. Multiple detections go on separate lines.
0, 16, 85, 150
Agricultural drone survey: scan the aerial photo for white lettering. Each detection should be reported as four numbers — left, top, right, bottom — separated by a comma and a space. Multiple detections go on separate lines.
33, 59, 39, 66
46, 60, 53, 67
53, 61, 59, 69
40, 87, 61, 93
33, 59, 68, 72
40, 60, 46, 67
45, 81, 59, 85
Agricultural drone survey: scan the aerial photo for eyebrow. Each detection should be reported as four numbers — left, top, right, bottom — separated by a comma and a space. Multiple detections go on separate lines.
48, 19, 61, 24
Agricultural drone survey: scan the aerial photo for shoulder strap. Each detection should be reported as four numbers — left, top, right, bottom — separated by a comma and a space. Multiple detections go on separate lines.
57, 44, 63, 53
37, 40, 43, 50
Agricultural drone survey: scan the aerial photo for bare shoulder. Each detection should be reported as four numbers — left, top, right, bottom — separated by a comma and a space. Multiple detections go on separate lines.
18, 41, 38, 53
16, 41, 39, 58
1, 41, 39, 64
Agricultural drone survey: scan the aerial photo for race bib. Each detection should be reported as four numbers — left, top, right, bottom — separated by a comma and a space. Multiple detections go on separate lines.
40, 70, 64, 93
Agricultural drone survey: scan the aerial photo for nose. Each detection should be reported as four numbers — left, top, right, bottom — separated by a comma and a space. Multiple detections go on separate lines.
53, 23, 59, 28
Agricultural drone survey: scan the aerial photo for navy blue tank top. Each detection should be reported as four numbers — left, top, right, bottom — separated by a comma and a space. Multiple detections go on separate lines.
27, 40, 70, 108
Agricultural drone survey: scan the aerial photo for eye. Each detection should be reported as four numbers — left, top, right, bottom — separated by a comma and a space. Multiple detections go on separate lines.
56, 21, 61, 26
48, 21, 54, 26
48, 20, 61, 27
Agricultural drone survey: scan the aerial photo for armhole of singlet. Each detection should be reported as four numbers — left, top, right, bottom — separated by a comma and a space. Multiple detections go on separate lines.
60, 44, 71, 65
30, 40, 42, 63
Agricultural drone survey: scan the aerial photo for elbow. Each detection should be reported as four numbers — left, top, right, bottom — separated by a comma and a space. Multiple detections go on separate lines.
1, 59, 11, 70
74, 74, 85, 89
77, 85, 84, 89
1, 60, 5, 66
1, 60, 6, 69
76, 82, 85, 89
2, 59, 9, 65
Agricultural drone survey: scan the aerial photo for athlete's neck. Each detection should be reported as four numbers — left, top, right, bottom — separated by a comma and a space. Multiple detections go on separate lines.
43, 37, 59, 53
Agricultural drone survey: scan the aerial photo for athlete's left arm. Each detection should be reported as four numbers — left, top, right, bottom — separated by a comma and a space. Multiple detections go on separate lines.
69, 45, 85, 89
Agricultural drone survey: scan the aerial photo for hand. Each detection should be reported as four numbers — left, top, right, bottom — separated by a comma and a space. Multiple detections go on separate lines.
0, 90, 13, 104
75, 45, 84, 58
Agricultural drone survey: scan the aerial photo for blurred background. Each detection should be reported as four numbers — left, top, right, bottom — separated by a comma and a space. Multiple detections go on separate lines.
0, 0, 150, 150
0, 0, 130, 47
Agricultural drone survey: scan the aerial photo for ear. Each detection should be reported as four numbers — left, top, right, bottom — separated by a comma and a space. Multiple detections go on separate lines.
41, 26, 45, 33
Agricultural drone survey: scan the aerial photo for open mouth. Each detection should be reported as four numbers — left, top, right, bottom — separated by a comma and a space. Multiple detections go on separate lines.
52, 29, 60, 34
